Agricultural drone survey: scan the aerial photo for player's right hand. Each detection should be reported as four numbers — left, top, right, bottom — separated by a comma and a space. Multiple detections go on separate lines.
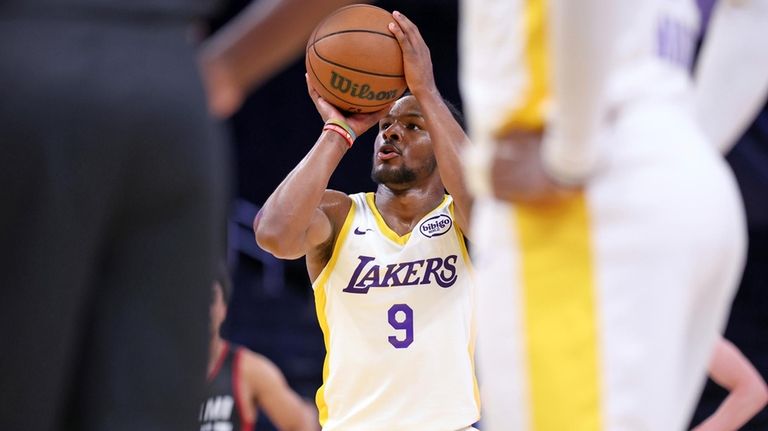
491, 130, 579, 205
305, 74, 391, 138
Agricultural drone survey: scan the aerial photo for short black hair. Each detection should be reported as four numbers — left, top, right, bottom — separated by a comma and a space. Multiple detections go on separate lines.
214, 261, 232, 303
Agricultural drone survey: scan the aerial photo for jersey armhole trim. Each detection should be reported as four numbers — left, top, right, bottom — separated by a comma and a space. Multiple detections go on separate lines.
449, 201, 481, 411
449, 201, 474, 274
312, 202, 358, 426
313, 200, 356, 291
232, 348, 255, 431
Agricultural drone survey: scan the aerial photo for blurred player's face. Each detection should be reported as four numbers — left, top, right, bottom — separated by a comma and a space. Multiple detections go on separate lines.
209, 282, 227, 337
371, 95, 437, 189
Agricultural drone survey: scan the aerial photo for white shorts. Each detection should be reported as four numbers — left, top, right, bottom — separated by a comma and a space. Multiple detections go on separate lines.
471, 101, 746, 430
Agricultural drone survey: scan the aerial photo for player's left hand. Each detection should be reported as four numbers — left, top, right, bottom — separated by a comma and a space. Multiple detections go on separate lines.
388, 11, 437, 96
491, 130, 579, 205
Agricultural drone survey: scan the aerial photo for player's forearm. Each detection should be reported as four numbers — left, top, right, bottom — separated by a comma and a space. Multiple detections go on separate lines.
694, 0, 768, 153
277, 409, 317, 431
542, 0, 614, 185
262, 391, 318, 431
200, 0, 366, 95
283, 408, 319, 431
415, 88, 474, 228
255, 134, 347, 255
696, 339, 768, 431
693, 384, 768, 431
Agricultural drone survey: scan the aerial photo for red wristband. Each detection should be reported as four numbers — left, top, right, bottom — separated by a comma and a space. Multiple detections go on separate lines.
323, 123, 355, 147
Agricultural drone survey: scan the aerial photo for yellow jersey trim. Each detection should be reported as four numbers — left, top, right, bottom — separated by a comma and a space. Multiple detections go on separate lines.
449, 201, 481, 411
313, 202, 357, 425
450, 201, 474, 275
515, 194, 602, 430
365, 192, 451, 246
497, 0, 551, 134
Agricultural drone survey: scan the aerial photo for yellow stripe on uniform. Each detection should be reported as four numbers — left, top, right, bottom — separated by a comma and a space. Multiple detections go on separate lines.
313, 203, 357, 425
449, 201, 482, 412
497, 0, 551, 134
515, 194, 602, 431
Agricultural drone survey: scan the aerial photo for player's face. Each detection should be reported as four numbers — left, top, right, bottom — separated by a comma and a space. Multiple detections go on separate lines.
371, 95, 437, 188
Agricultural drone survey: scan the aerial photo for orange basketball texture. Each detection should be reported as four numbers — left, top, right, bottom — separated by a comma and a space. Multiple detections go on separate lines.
306, 4, 406, 113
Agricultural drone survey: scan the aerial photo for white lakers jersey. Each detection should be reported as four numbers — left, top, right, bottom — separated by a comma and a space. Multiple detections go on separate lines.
312, 192, 480, 431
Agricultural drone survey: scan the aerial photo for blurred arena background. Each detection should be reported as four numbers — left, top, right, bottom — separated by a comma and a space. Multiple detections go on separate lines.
206, 1, 768, 429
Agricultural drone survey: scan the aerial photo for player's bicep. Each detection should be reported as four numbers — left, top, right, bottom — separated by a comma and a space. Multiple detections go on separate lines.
269, 208, 332, 261
311, 190, 353, 252
259, 190, 348, 260
304, 208, 333, 251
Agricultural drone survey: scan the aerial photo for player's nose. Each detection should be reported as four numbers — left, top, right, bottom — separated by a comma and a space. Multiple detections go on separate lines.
382, 122, 402, 142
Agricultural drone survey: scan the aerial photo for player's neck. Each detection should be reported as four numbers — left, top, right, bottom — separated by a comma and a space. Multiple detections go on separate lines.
208, 336, 226, 373
374, 186, 445, 235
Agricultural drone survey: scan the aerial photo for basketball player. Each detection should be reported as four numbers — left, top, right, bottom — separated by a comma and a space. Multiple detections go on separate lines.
692, 338, 768, 431
459, 0, 746, 429
201, 267, 317, 431
254, 11, 480, 431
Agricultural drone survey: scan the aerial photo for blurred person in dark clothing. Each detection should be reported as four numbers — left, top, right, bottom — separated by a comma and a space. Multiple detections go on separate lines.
0, 1, 363, 430
202, 265, 318, 431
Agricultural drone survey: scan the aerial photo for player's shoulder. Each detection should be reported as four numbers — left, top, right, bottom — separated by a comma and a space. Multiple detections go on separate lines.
318, 190, 358, 240
236, 348, 287, 387
320, 189, 353, 221
237, 347, 273, 369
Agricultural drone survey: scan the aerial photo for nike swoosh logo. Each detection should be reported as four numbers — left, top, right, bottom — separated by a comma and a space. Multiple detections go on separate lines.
353, 227, 373, 235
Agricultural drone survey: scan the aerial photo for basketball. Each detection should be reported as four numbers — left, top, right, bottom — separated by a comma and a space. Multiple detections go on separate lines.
305, 4, 407, 113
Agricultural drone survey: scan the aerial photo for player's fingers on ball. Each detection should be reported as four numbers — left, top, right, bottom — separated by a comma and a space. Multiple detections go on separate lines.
314, 95, 334, 111
389, 23, 416, 56
390, 12, 417, 47
393, 11, 423, 41
392, 11, 414, 32
387, 21, 406, 44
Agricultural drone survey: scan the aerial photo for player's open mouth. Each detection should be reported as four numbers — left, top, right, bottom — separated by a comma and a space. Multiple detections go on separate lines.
377, 144, 400, 160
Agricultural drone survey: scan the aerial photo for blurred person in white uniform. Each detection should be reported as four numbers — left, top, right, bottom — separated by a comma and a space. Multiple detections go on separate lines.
459, 0, 748, 429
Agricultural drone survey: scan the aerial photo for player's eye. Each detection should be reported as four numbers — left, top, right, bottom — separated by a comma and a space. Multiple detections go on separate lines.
380, 122, 392, 130
407, 123, 421, 130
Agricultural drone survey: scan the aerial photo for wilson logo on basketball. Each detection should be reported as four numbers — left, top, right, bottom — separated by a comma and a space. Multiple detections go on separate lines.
330, 71, 399, 101
419, 214, 452, 238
